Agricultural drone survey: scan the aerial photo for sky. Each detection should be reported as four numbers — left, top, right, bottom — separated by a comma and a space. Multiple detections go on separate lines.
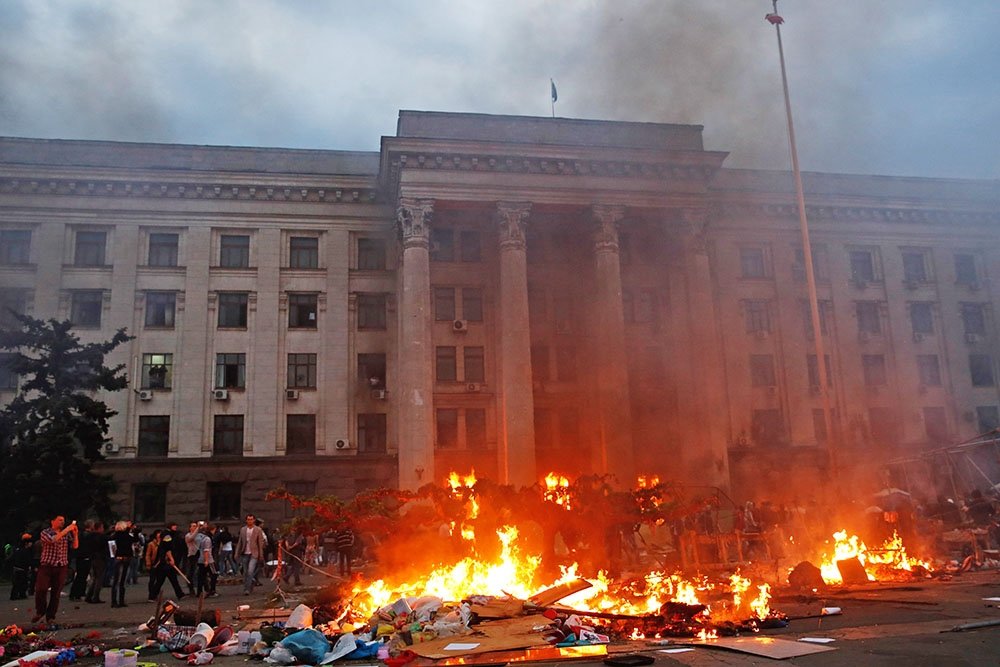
1, 0, 998, 179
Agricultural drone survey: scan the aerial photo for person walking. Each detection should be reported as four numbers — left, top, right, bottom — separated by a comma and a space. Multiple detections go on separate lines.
195, 524, 218, 597
235, 514, 265, 595
144, 530, 161, 598
68, 520, 96, 601
84, 521, 108, 604
147, 533, 185, 601
281, 528, 305, 587
128, 525, 145, 584
334, 526, 355, 577
215, 525, 235, 575
184, 522, 200, 596
33, 515, 79, 625
109, 520, 136, 608
9, 533, 34, 600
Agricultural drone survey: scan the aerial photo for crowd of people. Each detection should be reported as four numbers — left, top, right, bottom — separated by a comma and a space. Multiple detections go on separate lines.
2, 513, 363, 627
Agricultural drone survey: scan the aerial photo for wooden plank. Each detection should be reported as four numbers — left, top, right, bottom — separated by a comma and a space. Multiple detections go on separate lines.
528, 579, 593, 607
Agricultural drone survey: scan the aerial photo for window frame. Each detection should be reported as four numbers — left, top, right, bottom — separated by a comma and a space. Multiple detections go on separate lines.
137, 415, 170, 457
144, 291, 176, 328
74, 230, 107, 267
288, 236, 319, 269
217, 292, 249, 328
141, 353, 173, 390
285, 414, 316, 455
287, 353, 317, 389
215, 353, 247, 389
212, 415, 245, 456
147, 232, 179, 267
219, 234, 251, 268
0, 229, 31, 265
288, 293, 318, 329
70, 291, 104, 328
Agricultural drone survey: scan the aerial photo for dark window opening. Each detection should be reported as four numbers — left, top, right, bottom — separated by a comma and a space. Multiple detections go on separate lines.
137, 416, 170, 457
213, 415, 244, 456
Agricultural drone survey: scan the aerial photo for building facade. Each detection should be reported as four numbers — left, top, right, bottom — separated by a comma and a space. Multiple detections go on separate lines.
1, 111, 999, 525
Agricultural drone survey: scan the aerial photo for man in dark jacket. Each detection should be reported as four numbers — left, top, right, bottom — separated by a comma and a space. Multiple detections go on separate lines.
85, 521, 108, 604
69, 520, 96, 600
9, 533, 34, 600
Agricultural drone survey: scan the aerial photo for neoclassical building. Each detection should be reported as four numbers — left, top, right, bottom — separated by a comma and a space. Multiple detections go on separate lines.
1, 111, 999, 524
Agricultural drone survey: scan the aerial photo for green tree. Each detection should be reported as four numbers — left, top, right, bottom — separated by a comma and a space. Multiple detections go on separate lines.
0, 315, 131, 539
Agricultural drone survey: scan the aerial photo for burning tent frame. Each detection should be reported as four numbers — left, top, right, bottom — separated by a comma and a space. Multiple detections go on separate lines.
885, 428, 1000, 504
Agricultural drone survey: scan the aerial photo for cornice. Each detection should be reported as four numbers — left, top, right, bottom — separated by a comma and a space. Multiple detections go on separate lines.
710, 202, 1000, 226
0, 175, 378, 204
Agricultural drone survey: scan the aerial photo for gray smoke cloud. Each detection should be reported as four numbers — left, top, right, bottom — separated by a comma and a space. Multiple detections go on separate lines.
0, 0, 996, 178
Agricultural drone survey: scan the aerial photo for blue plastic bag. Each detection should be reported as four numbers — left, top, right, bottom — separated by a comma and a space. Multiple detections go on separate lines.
279, 628, 330, 664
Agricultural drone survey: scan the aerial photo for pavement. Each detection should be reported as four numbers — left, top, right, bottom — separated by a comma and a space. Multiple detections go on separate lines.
2, 569, 1000, 666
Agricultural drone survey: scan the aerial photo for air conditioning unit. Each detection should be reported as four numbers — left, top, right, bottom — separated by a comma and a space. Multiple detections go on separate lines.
452, 319, 468, 333
371, 388, 387, 400
466, 382, 482, 392
966, 333, 980, 344
286, 389, 300, 400
103, 442, 119, 454
334, 438, 351, 450
138, 389, 154, 401
912, 332, 925, 343
212, 388, 229, 400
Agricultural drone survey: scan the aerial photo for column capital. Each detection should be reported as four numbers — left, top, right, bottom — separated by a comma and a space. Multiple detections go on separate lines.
495, 201, 532, 251
396, 198, 434, 249
591, 204, 626, 253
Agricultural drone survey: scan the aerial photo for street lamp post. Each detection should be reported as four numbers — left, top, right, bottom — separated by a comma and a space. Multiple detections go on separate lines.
766, 1, 839, 477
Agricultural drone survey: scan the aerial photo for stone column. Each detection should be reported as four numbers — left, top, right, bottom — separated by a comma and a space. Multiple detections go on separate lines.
676, 207, 730, 488
495, 202, 536, 486
591, 204, 635, 485
396, 198, 436, 490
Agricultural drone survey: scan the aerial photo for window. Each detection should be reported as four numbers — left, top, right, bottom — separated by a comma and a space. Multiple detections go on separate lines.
141, 353, 173, 389
744, 300, 771, 334
137, 416, 170, 457
357, 413, 387, 453
213, 415, 244, 456
463, 288, 483, 322
459, 230, 481, 262
902, 250, 930, 283
750, 354, 776, 387
464, 346, 485, 383
357, 294, 386, 330
923, 407, 948, 443
553, 296, 573, 333
806, 354, 833, 387
217, 292, 248, 328
740, 247, 767, 278
0, 353, 18, 390
74, 231, 107, 266
466, 409, 487, 449
70, 291, 103, 327
976, 406, 1000, 434
215, 353, 246, 389
849, 249, 876, 283
558, 408, 580, 445
148, 233, 179, 267
289, 236, 319, 269
357, 238, 386, 271
436, 408, 458, 448
528, 288, 547, 322
219, 234, 250, 268
133, 484, 167, 524
0, 290, 27, 329
802, 300, 832, 338
917, 355, 942, 386
286, 415, 316, 455
955, 253, 978, 285
0, 230, 31, 265
751, 409, 785, 446
910, 302, 934, 335
555, 346, 577, 381
287, 353, 317, 389
862, 354, 887, 386
869, 408, 899, 444
531, 345, 550, 382
856, 301, 882, 334
358, 353, 386, 388
288, 293, 318, 328
534, 409, 555, 448
436, 346, 457, 382
961, 304, 987, 336
282, 481, 316, 518
434, 288, 456, 321
970, 354, 995, 387
430, 229, 454, 262
792, 245, 827, 282
634, 289, 658, 324
812, 408, 838, 444
145, 292, 176, 328
208, 482, 242, 521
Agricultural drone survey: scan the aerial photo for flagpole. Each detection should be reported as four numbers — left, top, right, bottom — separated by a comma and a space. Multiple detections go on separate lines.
767, 1, 839, 479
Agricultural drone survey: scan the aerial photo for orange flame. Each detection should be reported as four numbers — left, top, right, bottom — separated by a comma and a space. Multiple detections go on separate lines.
542, 473, 572, 510
818, 530, 931, 584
